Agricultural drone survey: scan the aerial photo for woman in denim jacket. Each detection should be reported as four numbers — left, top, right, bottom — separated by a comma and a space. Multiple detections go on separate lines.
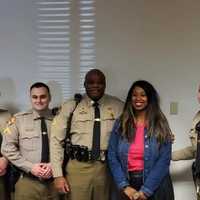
108, 80, 174, 200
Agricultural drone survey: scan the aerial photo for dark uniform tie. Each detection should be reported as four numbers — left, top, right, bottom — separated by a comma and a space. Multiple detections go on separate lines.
91, 102, 101, 160
0, 132, 2, 157
40, 117, 49, 163
195, 121, 200, 176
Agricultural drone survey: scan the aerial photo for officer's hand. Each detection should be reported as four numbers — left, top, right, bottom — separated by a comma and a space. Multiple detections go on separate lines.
40, 163, 52, 179
54, 176, 70, 194
0, 157, 8, 176
31, 163, 46, 177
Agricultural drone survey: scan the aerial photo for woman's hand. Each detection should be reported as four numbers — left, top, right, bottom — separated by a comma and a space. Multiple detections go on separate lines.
137, 191, 147, 200
123, 186, 138, 200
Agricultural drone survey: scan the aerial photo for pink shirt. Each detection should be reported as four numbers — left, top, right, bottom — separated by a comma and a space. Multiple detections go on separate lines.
128, 124, 144, 171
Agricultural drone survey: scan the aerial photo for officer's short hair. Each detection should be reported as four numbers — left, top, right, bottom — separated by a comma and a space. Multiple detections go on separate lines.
30, 82, 50, 95
84, 69, 106, 85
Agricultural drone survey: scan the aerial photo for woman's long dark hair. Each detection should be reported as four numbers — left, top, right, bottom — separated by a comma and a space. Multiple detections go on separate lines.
120, 80, 172, 143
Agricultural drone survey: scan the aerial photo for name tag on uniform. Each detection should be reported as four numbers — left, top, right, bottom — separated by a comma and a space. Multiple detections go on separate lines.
25, 128, 34, 132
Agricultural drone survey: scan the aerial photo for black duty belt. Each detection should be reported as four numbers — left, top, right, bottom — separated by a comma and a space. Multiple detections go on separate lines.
23, 173, 54, 184
68, 144, 107, 162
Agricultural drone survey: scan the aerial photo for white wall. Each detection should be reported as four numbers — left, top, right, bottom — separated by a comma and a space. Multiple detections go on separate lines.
0, 0, 199, 199
0, 0, 37, 111
96, 0, 199, 199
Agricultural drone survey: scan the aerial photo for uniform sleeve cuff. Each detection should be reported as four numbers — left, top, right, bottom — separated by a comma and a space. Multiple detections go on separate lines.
118, 181, 130, 190
52, 166, 63, 177
23, 162, 34, 173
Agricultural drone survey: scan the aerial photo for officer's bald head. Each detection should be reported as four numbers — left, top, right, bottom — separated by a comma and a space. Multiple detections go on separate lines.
84, 69, 106, 101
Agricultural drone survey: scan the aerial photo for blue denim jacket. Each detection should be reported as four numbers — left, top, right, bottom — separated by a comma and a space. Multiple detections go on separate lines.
107, 119, 172, 197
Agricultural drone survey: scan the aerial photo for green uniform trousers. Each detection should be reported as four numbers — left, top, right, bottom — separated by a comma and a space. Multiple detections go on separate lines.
14, 176, 60, 200
0, 172, 12, 200
195, 178, 200, 200
66, 160, 110, 200
0, 176, 6, 200
197, 184, 200, 200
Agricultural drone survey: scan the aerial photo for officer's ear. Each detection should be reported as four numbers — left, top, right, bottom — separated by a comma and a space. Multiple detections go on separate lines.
84, 81, 86, 88
48, 93, 52, 102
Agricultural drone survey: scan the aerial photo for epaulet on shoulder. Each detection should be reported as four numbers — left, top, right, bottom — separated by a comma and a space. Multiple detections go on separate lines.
113, 96, 123, 103
14, 110, 32, 117
105, 94, 123, 104
64, 98, 74, 103
62, 99, 75, 106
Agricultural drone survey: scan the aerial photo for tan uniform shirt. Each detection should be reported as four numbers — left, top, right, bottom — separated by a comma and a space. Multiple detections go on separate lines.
0, 110, 11, 134
172, 111, 200, 161
0, 109, 11, 158
1, 109, 53, 173
50, 94, 124, 177
0, 110, 11, 200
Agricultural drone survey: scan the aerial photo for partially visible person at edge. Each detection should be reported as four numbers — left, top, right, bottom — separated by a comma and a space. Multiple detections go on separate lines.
0, 106, 11, 200
172, 83, 200, 200
107, 80, 174, 200
50, 69, 123, 200
1, 82, 60, 200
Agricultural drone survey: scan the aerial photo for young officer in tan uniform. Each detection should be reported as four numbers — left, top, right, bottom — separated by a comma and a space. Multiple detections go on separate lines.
172, 84, 200, 200
0, 107, 11, 200
172, 113, 199, 161
1, 82, 59, 200
50, 69, 123, 200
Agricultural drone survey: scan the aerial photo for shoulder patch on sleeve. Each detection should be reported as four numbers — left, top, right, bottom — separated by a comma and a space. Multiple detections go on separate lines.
3, 126, 11, 134
3, 116, 18, 134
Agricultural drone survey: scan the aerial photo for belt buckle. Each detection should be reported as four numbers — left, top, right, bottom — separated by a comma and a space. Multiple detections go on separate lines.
39, 177, 44, 182
197, 185, 200, 194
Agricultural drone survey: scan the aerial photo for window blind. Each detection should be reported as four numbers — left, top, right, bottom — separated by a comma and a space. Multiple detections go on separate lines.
79, 0, 96, 92
37, 0, 96, 99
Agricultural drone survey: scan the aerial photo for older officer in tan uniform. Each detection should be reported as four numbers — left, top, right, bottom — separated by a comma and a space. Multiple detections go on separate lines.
1, 82, 59, 200
0, 107, 11, 200
172, 84, 200, 200
50, 69, 123, 200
